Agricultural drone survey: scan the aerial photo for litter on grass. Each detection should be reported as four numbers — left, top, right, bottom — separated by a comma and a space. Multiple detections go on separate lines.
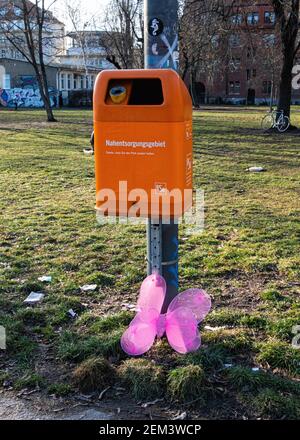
80, 284, 97, 292
38, 276, 52, 283
247, 167, 266, 172
24, 292, 45, 304
204, 325, 227, 331
68, 309, 78, 319
172, 412, 187, 420
83, 149, 94, 156
141, 399, 164, 408
121, 303, 138, 311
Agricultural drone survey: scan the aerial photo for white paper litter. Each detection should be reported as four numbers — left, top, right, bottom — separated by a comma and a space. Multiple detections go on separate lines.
80, 284, 97, 292
141, 398, 164, 408
224, 363, 233, 369
122, 303, 138, 311
252, 367, 260, 372
172, 412, 187, 420
83, 149, 94, 156
204, 325, 227, 332
247, 167, 266, 173
38, 276, 52, 283
68, 309, 77, 319
24, 292, 45, 304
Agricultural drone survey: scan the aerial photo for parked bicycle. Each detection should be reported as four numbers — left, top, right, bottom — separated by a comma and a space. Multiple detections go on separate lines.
261, 108, 290, 132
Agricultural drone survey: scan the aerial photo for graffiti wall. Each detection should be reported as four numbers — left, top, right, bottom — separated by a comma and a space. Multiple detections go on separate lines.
0, 87, 57, 108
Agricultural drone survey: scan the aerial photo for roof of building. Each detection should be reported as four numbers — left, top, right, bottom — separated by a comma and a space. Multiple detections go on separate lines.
0, 0, 64, 26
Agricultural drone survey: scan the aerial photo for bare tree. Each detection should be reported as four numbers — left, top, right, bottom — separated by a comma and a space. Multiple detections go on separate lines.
100, 0, 143, 69
272, 0, 300, 122
180, 1, 239, 103
64, 0, 93, 75
0, 0, 64, 121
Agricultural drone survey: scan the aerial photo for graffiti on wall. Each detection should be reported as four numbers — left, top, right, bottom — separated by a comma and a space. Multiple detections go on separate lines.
0, 87, 56, 108
20, 76, 38, 88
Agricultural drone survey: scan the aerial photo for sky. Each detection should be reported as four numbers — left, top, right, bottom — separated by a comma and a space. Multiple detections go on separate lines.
46, 0, 111, 30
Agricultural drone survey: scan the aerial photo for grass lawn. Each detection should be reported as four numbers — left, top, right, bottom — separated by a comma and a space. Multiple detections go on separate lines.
0, 107, 300, 419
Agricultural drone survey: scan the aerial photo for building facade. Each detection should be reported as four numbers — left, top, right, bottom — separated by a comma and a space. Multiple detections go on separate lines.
0, 57, 58, 108
0, 0, 66, 63
56, 31, 116, 105
0, 3, 116, 107
190, 0, 300, 105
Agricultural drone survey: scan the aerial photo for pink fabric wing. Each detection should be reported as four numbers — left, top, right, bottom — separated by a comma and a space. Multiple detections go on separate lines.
166, 307, 201, 354
168, 289, 211, 323
121, 309, 159, 356
137, 273, 166, 313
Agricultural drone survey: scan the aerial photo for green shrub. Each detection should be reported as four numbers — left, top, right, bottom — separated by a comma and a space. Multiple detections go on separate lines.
167, 365, 205, 403
14, 373, 44, 390
72, 357, 116, 392
256, 341, 300, 374
118, 359, 165, 400
47, 383, 73, 396
252, 389, 300, 419
260, 289, 283, 302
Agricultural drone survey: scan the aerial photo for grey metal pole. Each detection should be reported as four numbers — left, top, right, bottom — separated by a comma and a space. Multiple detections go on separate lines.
145, 0, 179, 312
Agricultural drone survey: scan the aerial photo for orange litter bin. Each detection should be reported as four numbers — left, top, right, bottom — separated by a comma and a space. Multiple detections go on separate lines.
93, 69, 193, 219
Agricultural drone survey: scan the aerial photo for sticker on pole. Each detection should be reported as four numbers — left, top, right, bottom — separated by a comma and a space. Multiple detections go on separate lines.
148, 18, 164, 37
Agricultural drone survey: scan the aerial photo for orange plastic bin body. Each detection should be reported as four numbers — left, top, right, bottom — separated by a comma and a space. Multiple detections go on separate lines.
93, 69, 193, 218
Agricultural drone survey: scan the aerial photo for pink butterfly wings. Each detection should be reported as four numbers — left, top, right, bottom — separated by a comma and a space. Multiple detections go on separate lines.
121, 273, 165, 356
121, 273, 211, 356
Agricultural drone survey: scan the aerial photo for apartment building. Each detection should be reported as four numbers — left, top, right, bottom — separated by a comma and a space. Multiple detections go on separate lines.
0, 2, 115, 107
191, 0, 300, 105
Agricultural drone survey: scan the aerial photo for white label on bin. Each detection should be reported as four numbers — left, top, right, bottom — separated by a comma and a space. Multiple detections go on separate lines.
105, 140, 167, 149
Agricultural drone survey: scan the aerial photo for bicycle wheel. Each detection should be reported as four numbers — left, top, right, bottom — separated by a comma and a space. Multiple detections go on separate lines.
277, 115, 290, 133
261, 113, 274, 131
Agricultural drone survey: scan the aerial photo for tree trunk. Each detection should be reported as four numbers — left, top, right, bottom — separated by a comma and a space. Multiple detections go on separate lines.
272, 0, 300, 125
33, 66, 57, 122
39, 67, 57, 122
42, 90, 56, 122
277, 50, 294, 118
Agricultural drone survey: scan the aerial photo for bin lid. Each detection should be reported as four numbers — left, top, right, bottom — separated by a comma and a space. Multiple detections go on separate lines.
93, 69, 192, 123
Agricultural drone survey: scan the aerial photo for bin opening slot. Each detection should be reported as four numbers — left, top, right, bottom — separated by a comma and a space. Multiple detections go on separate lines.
128, 79, 163, 105
106, 79, 164, 105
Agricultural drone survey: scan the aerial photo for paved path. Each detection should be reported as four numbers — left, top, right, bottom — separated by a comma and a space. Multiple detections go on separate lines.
0, 394, 113, 420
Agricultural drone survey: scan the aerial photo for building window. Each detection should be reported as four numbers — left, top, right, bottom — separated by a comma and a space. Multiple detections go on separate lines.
80, 75, 84, 89
229, 81, 241, 94
73, 74, 78, 90
247, 46, 257, 59
211, 35, 219, 48
60, 73, 65, 90
229, 34, 241, 47
231, 14, 243, 25
1, 49, 6, 57
14, 6, 23, 17
230, 57, 241, 71
263, 34, 276, 46
0, 8, 7, 18
91, 75, 95, 89
263, 81, 272, 94
67, 74, 71, 90
235, 81, 241, 93
247, 12, 259, 25
264, 11, 275, 24
4, 74, 11, 89
247, 69, 257, 80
